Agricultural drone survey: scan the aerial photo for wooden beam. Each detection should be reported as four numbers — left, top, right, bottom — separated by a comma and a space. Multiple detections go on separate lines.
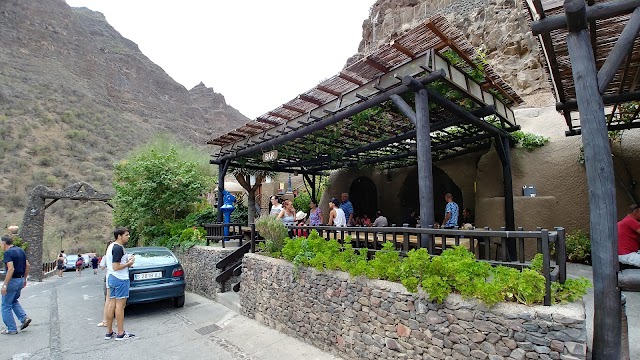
267, 111, 293, 120
597, 7, 640, 94
390, 40, 416, 58
557, 90, 640, 110
389, 94, 417, 125
564, 0, 621, 358
565, 120, 640, 135
532, 0, 640, 35
316, 85, 341, 97
282, 104, 306, 113
365, 57, 389, 72
256, 117, 281, 126
338, 72, 364, 86
298, 94, 324, 106
44, 198, 59, 210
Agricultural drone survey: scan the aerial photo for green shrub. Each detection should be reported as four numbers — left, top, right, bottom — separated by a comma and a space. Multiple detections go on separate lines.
510, 131, 549, 150
565, 230, 591, 264
255, 216, 289, 257
267, 235, 591, 306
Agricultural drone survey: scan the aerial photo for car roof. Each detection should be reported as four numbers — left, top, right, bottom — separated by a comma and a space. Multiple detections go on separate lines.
127, 246, 173, 252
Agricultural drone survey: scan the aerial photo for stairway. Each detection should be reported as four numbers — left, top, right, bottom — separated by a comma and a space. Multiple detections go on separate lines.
215, 242, 251, 293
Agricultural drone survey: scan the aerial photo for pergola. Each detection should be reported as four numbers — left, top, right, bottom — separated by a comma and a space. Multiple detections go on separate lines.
528, 0, 640, 357
529, 0, 640, 136
209, 16, 522, 250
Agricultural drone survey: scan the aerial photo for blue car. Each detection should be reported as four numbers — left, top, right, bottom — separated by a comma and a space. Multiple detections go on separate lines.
104, 247, 186, 308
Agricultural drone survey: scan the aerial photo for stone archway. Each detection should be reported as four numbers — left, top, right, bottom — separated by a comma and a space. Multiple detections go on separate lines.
20, 182, 112, 280
349, 176, 378, 220
399, 166, 463, 225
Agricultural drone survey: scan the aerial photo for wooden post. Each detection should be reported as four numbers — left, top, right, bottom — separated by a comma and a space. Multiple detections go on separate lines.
597, 7, 640, 93
499, 136, 517, 259
564, 0, 621, 358
413, 84, 435, 248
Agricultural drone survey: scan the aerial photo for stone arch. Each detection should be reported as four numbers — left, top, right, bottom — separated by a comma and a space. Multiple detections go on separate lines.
399, 166, 463, 225
19, 182, 112, 281
349, 176, 378, 220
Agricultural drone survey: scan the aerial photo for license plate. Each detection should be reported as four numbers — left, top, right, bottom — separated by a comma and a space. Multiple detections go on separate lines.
134, 271, 162, 281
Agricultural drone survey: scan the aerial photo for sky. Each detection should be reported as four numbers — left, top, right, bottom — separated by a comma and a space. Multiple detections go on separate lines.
64, 0, 374, 119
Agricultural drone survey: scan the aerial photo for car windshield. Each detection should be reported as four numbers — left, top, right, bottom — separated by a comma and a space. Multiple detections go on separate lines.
128, 249, 177, 267
67, 255, 78, 261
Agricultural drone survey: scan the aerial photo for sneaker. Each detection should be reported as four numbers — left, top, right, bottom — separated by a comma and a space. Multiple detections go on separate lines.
20, 318, 31, 331
1, 329, 18, 335
104, 331, 116, 340
116, 331, 136, 341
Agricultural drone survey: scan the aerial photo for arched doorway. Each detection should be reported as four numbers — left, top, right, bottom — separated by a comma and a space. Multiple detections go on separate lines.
349, 176, 378, 220
399, 166, 463, 225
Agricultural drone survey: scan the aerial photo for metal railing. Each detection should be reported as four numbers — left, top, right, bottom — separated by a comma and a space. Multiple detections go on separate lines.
249, 224, 566, 306
42, 260, 57, 274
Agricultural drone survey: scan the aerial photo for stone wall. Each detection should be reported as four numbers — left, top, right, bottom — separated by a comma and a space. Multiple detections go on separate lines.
175, 245, 238, 300
241, 253, 587, 360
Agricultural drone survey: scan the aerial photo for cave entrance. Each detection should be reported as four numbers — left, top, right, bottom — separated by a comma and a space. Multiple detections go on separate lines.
399, 166, 462, 225
349, 176, 378, 220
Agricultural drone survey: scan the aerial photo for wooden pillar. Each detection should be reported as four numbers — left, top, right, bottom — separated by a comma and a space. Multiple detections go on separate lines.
564, 0, 620, 358
495, 136, 517, 259
217, 160, 229, 223
414, 86, 435, 247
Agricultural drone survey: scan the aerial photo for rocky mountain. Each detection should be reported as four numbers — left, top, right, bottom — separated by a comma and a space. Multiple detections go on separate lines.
355, 0, 552, 106
0, 0, 249, 256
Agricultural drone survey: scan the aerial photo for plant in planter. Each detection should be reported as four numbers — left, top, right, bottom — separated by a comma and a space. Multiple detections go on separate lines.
565, 229, 591, 264
255, 216, 289, 257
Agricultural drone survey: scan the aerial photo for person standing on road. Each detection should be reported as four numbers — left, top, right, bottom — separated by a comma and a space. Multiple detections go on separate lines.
1, 235, 31, 335
97, 241, 114, 327
105, 228, 136, 340
75, 253, 83, 277
56, 253, 65, 277
91, 255, 99, 275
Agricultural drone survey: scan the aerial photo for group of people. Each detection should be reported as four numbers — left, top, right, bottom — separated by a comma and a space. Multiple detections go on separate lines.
55, 251, 101, 277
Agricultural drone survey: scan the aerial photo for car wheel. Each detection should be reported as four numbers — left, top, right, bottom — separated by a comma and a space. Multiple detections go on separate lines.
174, 294, 185, 308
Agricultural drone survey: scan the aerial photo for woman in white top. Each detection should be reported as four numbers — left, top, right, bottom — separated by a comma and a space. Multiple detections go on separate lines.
277, 199, 296, 227
328, 198, 346, 226
269, 196, 282, 217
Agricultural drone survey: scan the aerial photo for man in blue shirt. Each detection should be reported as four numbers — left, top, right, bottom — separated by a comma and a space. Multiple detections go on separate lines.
1, 235, 31, 334
340, 193, 354, 226
443, 193, 459, 229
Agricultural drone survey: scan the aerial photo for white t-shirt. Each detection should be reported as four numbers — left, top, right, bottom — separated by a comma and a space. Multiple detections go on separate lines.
333, 208, 347, 227
270, 204, 283, 217
105, 242, 129, 280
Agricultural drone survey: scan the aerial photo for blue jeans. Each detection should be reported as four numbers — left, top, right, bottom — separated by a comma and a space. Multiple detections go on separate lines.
2, 277, 28, 332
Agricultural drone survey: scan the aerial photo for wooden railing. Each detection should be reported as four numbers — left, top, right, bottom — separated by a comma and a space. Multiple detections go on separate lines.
250, 225, 566, 306
203, 222, 246, 248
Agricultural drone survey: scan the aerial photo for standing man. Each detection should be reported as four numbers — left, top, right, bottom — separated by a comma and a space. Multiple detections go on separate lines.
340, 193, 354, 226
104, 227, 136, 340
442, 193, 459, 229
618, 204, 640, 267
91, 255, 99, 275
1, 235, 31, 335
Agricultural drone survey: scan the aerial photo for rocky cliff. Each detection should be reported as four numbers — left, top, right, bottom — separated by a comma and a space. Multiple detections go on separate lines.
357, 0, 551, 106
0, 0, 249, 255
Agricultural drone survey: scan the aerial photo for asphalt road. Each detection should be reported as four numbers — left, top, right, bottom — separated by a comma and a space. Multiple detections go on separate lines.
1, 268, 337, 360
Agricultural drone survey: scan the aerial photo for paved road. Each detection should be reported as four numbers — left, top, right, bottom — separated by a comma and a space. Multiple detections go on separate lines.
1, 268, 338, 360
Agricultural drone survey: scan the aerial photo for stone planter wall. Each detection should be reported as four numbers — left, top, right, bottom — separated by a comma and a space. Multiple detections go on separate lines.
241, 253, 587, 360
175, 245, 238, 300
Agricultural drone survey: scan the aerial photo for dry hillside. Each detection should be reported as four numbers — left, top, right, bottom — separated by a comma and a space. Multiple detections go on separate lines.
0, 0, 249, 259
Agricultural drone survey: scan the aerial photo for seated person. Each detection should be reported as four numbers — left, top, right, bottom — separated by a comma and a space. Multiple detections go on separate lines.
461, 208, 475, 227
361, 214, 372, 227
353, 215, 362, 227
405, 210, 418, 227
294, 211, 308, 237
618, 204, 640, 267
372, 211, 388, 227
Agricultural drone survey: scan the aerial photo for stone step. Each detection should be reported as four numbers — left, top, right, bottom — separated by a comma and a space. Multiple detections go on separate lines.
217, 291, 242, 313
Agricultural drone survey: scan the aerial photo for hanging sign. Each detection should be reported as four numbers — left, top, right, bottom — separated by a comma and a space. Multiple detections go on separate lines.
263, 150, 278, 162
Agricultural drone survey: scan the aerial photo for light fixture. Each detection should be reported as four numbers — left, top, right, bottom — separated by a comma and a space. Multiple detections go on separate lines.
30, 208, 37, 216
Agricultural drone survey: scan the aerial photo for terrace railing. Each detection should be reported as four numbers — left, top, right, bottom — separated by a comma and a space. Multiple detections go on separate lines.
251, 225, 567, 306
203, 222, 245, 248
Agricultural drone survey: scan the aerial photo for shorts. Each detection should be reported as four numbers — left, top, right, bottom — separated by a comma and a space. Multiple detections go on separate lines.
108, 274, 130, 299
75, 265, 82, 270
57, 265, 64, 270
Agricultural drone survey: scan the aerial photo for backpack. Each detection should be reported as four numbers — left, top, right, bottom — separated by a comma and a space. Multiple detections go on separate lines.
76, 259, 83, 267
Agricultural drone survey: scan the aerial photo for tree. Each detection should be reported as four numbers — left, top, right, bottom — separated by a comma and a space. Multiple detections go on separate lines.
232, 169, 274, 224
113, 146, 214, 244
